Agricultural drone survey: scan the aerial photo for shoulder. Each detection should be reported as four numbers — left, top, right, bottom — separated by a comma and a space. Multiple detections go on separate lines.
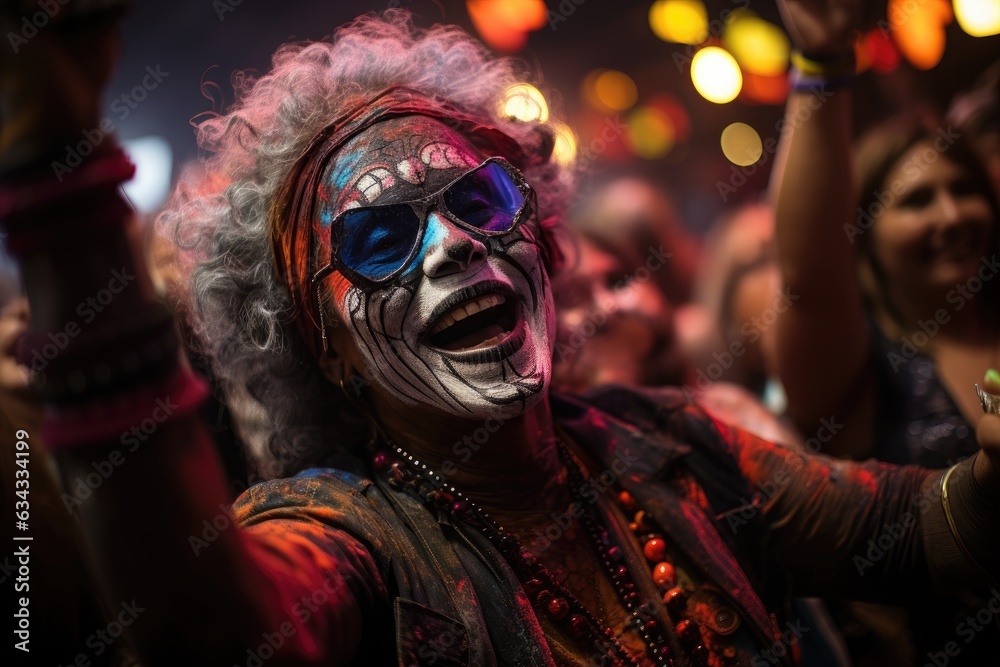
695, 382, 801, 447
566, 383, 726, 436
231, 467, 380, 528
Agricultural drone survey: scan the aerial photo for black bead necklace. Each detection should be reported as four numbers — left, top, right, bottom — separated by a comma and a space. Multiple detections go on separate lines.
374, 438, 686, 666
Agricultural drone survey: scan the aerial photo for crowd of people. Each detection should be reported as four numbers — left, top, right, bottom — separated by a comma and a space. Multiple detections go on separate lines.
2, 1, 1000, 666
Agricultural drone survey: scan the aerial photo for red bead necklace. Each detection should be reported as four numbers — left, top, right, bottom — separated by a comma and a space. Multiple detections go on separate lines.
374, 436, 731, 666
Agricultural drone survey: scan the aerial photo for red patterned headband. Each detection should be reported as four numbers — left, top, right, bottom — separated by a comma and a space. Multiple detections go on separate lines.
269, 85, 530, 359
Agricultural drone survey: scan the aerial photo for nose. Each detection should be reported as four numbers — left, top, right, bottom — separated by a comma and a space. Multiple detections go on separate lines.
422, 212, 488, 279
935, 188, 963, 227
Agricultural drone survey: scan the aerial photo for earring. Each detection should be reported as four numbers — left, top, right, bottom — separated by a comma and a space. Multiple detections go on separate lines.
319, 304, 330, 354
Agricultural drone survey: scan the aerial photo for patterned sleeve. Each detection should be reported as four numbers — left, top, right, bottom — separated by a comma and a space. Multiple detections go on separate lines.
706, 413, 956, 600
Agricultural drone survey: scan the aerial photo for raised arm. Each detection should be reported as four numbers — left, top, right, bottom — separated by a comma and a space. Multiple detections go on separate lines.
0, 7, 375, 663
769, 0, 874, 455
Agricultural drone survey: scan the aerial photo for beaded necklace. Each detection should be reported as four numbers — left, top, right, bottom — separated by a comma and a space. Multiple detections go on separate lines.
374, 437, 721, 667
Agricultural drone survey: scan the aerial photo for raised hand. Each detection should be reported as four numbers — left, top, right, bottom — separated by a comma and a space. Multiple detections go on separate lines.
976, 372, 1000, 489
775, 0, 861, 56
0, 1, 126, 173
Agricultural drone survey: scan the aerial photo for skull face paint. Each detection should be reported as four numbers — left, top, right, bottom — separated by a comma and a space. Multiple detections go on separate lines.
315, 116, 555, 419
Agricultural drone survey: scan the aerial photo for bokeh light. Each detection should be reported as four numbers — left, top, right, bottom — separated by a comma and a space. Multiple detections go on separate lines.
550, 121, 578, 167
955, 0, 1000, 37
466, 0, 548, 52
888, 0, 952, 70
723, 11, 790, 77
691, 46, 743, 104
626, 106, 675, 159
501, 83, 549, 123
122, 136, 173, 214
649, 0, 708, 45
582, 69, 639, 113
859, 29, 902, 74
593, 70, 639, 111
720, 123, 762, 166
647, 93, 691, 142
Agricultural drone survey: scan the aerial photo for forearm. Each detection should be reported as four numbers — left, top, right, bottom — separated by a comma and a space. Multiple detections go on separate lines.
770, 89, 855, 294
710, 415, 957, 601
58, 417, 372, 665
922, 454, 1000, 591
5, 156, 367, 664
769, 86, 873, 439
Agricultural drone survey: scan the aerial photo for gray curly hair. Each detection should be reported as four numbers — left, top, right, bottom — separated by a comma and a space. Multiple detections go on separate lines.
159, 11, 573, 480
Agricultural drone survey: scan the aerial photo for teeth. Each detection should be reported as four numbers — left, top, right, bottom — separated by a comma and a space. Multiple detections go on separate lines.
430, 294, 505, 335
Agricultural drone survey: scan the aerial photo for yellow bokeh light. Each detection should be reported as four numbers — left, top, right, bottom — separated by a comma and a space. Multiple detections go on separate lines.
721, 122, 763, 166
501, 84, 549, 123
955, 0, 1000, 37
550, 121, 578, 167
691, 47, 743, 104
649, 0, 708, 45
626, 106, 675, 159
594, 70, 639, 111
723, 12, 790, 77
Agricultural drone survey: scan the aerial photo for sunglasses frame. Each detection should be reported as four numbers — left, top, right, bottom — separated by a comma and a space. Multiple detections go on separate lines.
311, 156, 536, 291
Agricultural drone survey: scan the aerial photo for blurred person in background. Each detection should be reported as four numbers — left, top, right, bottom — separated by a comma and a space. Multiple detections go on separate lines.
773, 14, 1000, 470
551, 186, 798, 446
560, 182, 789, 420
689, 201, 784, 410
772, 0, 1000, 663
570, 177, 700, 307
549, 180, 686, 392
948, 60, 1000, 195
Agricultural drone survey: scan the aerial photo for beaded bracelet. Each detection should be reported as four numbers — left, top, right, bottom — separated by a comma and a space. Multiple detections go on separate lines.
18, 303, 180, 404
43, 363, 209, 451
789, 49, 856, 94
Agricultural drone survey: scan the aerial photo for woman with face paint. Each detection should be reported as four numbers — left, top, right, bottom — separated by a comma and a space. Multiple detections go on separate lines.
3, 6, 1000, 667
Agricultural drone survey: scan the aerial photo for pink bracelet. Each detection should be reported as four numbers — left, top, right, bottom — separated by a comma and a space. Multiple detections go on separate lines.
0, 145, 135, 257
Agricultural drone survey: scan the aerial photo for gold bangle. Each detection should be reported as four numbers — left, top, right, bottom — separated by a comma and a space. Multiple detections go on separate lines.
940, 464, 985, 571
790, 50, 855, 78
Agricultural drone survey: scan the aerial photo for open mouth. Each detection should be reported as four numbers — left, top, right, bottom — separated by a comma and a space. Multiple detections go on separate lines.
427, 293, 520, 352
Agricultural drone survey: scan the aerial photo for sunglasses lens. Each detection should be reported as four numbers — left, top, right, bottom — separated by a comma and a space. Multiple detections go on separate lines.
339, 205, 421, 282
443, 162, 526, 233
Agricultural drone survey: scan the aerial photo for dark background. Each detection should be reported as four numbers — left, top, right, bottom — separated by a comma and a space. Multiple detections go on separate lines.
105, 0, 1000, 231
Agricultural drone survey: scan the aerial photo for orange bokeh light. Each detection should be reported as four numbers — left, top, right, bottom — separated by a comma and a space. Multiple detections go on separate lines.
886, 0, 952, 70
466, 0, 548, 52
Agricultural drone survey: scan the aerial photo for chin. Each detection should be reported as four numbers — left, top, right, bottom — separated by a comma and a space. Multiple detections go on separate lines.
417, 299, 555, 419
346, 267, 556, 420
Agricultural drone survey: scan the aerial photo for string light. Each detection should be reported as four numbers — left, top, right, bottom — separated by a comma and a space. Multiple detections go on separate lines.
723, 11, 789, 77
955, 0, 1000, 37
626, 106, 675, 159
720, 123, 762, 166
691, 46, 742, 104
593, 70, 639, 111
648, 0, 708, 45
888, 0, 952, 70
550, 121, 578, 166
466, 0, 547, 52
500, 84, 549, 123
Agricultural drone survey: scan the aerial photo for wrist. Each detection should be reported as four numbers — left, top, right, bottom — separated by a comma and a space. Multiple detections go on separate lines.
789, 49, 856, 95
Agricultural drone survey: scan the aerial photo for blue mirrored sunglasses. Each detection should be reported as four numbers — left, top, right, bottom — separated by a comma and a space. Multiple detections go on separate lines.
312, 157, 535, 289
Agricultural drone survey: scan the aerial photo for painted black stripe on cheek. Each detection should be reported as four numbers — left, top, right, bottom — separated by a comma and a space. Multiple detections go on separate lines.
351, 291, 441, 406
375, 293, 470, 413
